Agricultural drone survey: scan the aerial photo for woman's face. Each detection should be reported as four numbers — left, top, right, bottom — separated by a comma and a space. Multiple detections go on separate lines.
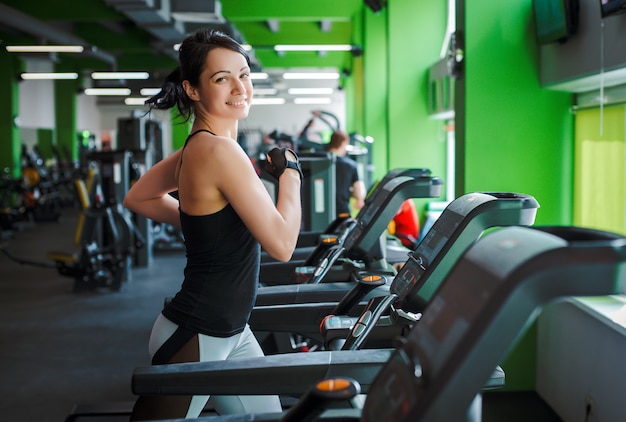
187, 47, 253, 121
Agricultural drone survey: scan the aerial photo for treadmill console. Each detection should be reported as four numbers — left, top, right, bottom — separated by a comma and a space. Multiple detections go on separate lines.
343, 176, 443, 259
362, 226, 625, 422
392, 209, 464, 308
396, 192, 540, 313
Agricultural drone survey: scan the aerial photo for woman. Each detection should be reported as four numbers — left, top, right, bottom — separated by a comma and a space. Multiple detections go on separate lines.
123, 29, 302, 420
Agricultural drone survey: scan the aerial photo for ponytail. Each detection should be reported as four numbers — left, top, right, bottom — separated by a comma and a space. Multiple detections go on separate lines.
145, 67, 194, 122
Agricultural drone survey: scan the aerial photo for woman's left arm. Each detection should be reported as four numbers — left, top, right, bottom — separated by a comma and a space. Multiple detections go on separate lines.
123, 149, 182, 227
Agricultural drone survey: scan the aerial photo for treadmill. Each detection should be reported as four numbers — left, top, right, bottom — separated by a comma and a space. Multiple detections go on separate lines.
132, 225, 626, 422
251, 192, 540, 347
259, 171, 443, 286
260, 167, 433, 264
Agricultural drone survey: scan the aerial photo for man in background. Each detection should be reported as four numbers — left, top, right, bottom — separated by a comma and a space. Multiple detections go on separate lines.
326, 130, 366, 216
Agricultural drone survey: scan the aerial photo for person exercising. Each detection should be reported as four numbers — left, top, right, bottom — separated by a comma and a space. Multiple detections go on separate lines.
123, 29, 302, 420
325, 130, 366, 216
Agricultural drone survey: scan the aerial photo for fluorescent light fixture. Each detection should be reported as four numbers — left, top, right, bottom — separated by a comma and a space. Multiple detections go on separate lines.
294, 97, 332, 105
91, 71, 150, 80
283, 72, 340, 80
6, 45, 84, 53
274, 44, 353, 52
20, 72, 78, 80
140, 88, 161, 96
125, 97, 150, 106
288, 87, 334, 95
253, 88, 278, 96
83, 88, 131, 96
252, 98, 286, 105
250, 72, 268, 80
174, 42, 252, 52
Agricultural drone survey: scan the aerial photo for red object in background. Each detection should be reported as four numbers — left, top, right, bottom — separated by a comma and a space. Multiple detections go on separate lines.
392, 199, 420, 248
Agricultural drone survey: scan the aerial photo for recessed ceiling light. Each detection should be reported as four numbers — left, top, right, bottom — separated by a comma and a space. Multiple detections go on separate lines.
250, 72, 268, 80
140, 88, 161, 96
252, 98, 286, 105
253, 88, 278, 96
283, 72, 340, 80
294, 97, 332, 105
274, 45, 353, 52
91, 72, 150, 80
288, 88, 334, 95
20, 72, 79, 80
6, 45, 84, 53
83, 88, 131, 96
125, 97, 150, 106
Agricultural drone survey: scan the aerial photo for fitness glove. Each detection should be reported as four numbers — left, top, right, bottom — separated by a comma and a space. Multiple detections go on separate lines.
265, 147, 304, 184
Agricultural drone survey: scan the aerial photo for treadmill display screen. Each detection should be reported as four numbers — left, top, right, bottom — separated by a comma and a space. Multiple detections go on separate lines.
342, 179, 402, 251
392, 210, 464, 303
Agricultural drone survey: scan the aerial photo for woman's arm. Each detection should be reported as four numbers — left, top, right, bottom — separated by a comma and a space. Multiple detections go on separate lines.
351, 179, 367, 211
123, 149, 182, 227
208, 141, 302, 262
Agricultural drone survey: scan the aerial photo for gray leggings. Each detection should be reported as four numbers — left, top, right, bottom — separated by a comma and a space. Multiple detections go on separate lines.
146, 313, 282, 418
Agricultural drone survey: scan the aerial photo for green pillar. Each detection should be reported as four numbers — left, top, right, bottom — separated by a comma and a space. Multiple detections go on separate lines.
54, 78, 80, 162
0, 50, 23, 177
361, 6, 389, 181
37, 129, 55, 162
386, 0, 447, 179
344, 7, 364, 137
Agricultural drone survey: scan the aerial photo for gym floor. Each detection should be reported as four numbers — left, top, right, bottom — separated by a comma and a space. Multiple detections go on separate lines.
0, 208, 563, 422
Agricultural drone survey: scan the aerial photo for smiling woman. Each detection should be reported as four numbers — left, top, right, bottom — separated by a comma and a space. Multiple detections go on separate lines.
122, 28, 303, 420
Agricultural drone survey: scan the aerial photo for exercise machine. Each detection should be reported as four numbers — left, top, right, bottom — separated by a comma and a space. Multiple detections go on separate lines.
130, 195, 542, 396
130, 225, 626, 421
261, 167, 432, 264
252, 191, 539, 311
47, 167, 142, 292
259, 172, 443, 286
255, 193, 541, 357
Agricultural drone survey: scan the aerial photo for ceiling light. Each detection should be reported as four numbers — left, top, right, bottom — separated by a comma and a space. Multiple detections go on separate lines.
288, 88, 334, 95
252, 98, 286, 105
20, 72, 79, 80
294, 97, 332, 105
140, 88, 161, 96
125, 97, 150, 106
274, 45, 353, 52
283, 72, 340, 80
83, 88, 131, 96
6, 45, 84, 53
91, 72, 150, 80
254, 88, 278, 96
250, 72, 268, 80
173, 42, 252, 52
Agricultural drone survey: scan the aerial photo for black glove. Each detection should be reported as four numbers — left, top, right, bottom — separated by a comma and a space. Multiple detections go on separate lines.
264, 147, 303, 183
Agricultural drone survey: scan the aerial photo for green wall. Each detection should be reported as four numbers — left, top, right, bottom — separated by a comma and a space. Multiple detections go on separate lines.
463, 1, 573, 225
360, 0, 448, 217
462, 0, 574, 391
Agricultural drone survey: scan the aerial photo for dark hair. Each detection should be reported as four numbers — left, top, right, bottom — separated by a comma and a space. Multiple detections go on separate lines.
145, 29, 250, 122
327, 130, 349, 150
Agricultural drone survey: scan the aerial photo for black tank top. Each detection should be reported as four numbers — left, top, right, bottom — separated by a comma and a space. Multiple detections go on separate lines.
162, 130, 260, 337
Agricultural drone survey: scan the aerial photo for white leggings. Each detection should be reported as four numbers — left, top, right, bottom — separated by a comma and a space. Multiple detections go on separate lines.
148, 313, 282, 418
